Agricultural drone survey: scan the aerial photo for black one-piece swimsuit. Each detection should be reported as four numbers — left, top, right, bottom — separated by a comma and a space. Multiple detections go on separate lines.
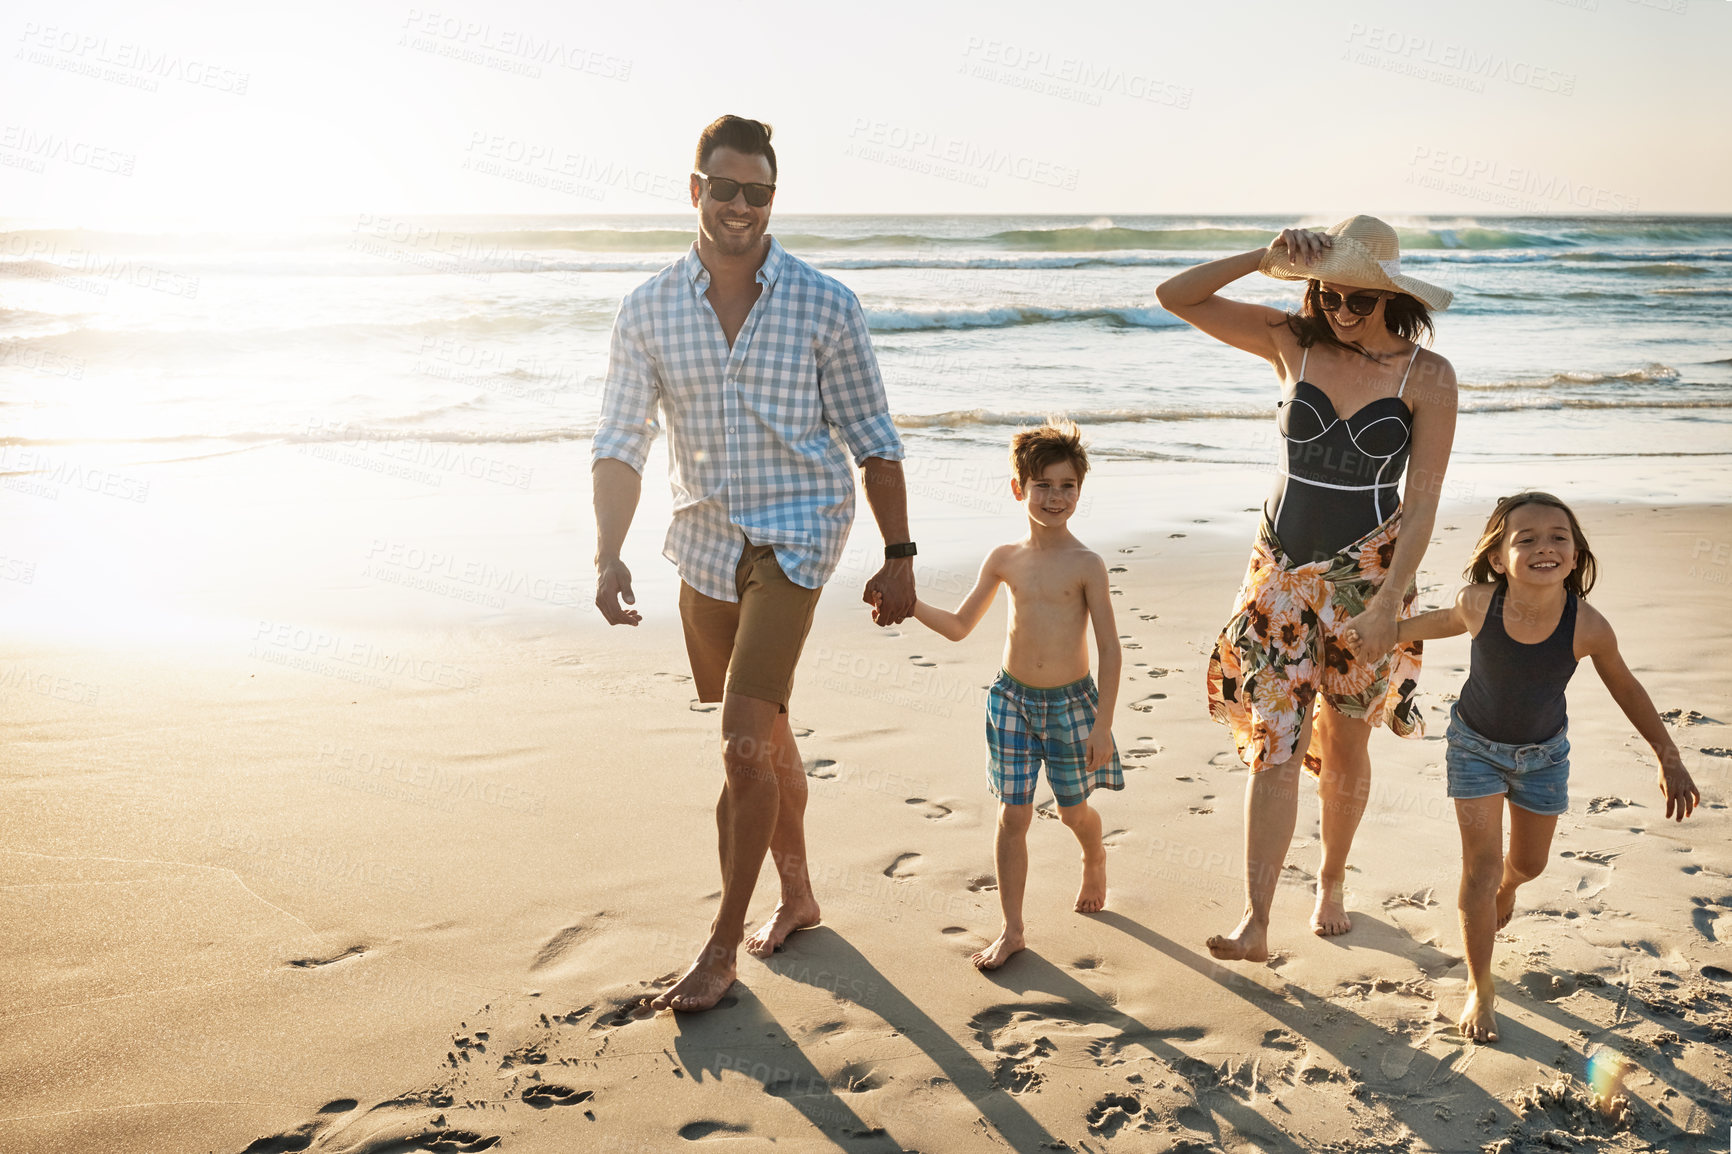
1265, 344, 1419, 565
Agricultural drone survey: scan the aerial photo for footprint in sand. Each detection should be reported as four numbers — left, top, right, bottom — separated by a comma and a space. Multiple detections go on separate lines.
1101, 829, 1129, 848
909, 655, 936, 667
521, 1085, 593, 1109
905, 797, 953, 820
1586, 796, 1633, 813
689, 698, 718, 713
967, 874, 998, 893
679, 1121, 751, 1140
792, 725, 814, 738
1169, 533, 1186, 539
1690, 897, 1724, 942
1109, 565, 1128, 574
532, 923, 592, 972
883, 853, 922, 879
1384, 888, 1437, 910
806, 758, 839, 780
1128, 694, 1166, 712
1138, 613, 1158, 621
287, 945, 365, 968
1661, 708, 1723, 725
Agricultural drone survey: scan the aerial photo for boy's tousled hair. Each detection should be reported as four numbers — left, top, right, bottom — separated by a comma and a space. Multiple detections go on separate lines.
1010, 419, 1090, 487
694, 115, 777, 180
1465, 491, 1597, 597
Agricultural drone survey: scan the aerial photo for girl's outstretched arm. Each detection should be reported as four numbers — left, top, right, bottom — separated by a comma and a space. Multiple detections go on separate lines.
911, 546, 1007, 642
1578, 603, 1700, 821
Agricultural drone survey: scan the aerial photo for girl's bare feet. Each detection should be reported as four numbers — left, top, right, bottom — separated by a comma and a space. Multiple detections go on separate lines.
1494, 884, 1519, 931
1310, 879, 1352, 936
1207, 913, 1269, 962
1459, 985, 1499, 1042
972, 927, 1025, 970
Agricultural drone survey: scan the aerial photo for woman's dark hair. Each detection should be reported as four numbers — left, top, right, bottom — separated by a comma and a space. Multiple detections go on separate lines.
1280, 278, 1434, 360
694, 115, 776, 180
1465, 491, 1597, 597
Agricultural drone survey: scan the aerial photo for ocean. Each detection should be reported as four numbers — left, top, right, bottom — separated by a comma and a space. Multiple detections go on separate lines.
2, 214, 1729, 634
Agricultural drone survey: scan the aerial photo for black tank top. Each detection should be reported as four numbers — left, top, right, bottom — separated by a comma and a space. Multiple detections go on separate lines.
1457, 584, 1579, 745
1265, 345, 1416, 564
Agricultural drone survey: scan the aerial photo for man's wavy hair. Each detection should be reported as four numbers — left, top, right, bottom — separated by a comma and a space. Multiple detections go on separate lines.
695, 115, 776, 180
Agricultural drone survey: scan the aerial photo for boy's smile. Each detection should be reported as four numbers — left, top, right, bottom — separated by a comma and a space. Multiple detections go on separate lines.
1013, 460, 1082, 529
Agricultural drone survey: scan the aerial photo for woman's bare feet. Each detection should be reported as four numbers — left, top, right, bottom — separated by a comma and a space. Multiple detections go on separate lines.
972, 927, 1025, 970
743, 898, 822, 959
1494, 884, 1519, 931
1459, 984, 1499, 1042
1075, 852, 1108, 913
649, 941, 737, 1012
1310, 878, 1352, 936
1206, 913, 1269, 962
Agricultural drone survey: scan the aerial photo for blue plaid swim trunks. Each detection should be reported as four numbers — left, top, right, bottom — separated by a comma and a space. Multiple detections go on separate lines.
986, 670, 1125, 808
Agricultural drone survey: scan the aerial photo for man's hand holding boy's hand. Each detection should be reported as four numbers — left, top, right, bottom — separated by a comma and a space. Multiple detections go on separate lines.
865, 557, 915, 626
1657, 746, 1700, 821
1085, 724, 1114, 773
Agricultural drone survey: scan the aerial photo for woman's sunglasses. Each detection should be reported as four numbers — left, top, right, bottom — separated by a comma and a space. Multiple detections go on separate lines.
1316, 288, 1388, 317
695, 173, 776, 207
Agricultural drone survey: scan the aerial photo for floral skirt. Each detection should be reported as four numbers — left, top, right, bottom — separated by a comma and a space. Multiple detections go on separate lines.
1206, 512, 1425, 774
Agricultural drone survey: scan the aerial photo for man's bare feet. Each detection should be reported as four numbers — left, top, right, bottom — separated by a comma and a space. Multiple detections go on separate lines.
1075, 852, 1107, 913
972, 927, 1025, 970
1310, 879, 1352, 936
1206, 914, 1270, 962
648, 943, 737, 1012
1459, 985, 1499, 1042
743, 898, 822, 959
1494, 884, 1519, 931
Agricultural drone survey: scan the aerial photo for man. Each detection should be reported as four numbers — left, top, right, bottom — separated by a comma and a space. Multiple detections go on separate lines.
592, 115, 916, 1012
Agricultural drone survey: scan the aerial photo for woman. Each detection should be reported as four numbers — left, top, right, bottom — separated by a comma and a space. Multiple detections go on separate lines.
1154, 216, 1458, 962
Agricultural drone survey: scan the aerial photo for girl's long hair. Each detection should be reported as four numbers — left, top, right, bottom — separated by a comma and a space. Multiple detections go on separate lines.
1466, 491, 1597, 597
1281, 279, 1434, 360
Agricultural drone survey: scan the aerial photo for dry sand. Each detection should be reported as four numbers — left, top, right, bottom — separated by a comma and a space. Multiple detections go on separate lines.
2, 502, 1729, 1153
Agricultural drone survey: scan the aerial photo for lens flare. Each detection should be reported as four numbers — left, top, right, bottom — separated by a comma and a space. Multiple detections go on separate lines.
1585, 1048, 1628, 1116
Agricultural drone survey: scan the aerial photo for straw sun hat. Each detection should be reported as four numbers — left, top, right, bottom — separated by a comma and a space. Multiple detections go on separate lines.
1259, 215, 1453, 312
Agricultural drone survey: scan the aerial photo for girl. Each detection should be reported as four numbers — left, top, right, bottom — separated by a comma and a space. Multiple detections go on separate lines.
1364, 492, 1700, 1042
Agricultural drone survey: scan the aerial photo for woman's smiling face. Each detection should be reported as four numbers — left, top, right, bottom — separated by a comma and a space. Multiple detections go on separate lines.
1316, 280, 1390, 341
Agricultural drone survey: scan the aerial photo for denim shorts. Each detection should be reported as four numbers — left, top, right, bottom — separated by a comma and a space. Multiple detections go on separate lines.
986, 671, 1124, 808
1444, 704, 1570, 817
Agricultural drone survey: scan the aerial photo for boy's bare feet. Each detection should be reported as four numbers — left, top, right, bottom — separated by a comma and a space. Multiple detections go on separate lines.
743, 898, 822, 958
1494, 884, 1519, 931
649, 942, 737, 1012
1207, 914, 1270, 962
1311, 879, 1352, 936
1075, 852, 1107, 913
972, 927, 1025, 970
1459, 985, 1499, 1042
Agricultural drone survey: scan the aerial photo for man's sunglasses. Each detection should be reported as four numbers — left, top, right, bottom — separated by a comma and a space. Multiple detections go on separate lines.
694, 172, 776, 207
1316, 288, 1389, 317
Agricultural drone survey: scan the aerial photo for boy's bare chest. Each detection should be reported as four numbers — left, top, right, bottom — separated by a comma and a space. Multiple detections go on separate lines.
1003, 558, 1085, 610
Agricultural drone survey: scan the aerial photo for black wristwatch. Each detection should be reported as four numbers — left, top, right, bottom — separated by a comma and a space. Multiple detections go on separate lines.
884, 541, 918, 559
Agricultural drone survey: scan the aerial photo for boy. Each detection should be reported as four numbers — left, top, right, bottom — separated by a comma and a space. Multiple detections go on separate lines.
910, 421, 1124, 970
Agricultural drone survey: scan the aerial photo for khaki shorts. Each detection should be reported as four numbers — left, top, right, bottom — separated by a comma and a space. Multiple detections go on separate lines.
679, 542, 822, 711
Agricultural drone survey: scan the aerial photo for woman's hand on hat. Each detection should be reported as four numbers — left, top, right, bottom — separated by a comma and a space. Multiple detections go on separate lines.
1271, 228, 1332, 265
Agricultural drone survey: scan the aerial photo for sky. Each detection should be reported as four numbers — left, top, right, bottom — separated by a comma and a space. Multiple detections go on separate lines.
1, 0, 1728, 225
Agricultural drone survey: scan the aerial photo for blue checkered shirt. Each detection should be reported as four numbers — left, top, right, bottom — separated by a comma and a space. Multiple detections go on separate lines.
593, 238, 904, 602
